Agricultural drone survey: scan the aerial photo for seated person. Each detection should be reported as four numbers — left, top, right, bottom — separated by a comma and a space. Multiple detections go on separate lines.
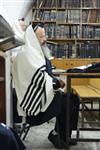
0, 123, 25, 150
12, 24, 80, 149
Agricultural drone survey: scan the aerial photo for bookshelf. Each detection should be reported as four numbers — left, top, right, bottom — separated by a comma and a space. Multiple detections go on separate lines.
32, 0, 100, 72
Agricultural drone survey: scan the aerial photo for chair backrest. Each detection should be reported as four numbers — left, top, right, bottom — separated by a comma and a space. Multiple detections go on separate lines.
13, 88, 22, 123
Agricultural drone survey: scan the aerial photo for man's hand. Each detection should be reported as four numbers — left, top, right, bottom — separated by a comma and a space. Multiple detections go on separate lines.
58, 79, 65, 89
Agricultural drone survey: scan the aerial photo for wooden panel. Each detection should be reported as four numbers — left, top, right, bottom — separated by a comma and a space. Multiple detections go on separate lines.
72, 85, 100, 98
89, 79, 100, 90
52, 58, 100, 69
51, 58, 68, 69
71, 78, 89, 85
0, 57, 6, 123
68, 59, 89, 85
68, 58, 100, 68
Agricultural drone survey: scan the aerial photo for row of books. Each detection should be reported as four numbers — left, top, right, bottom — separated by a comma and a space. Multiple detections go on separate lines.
37, 10, 57, 21
37, 0, 100, 8
77, 43, 100, 58
48, 42, 100, 58
82, 26, 100, 38
34, 9, 100, 23
48, 43, 74, 58
45, 24, 100, 39
82, 10, 100, 23
57, 10, 81, 23
37, 0, 56, 8
45, 24, 80, 38
59, 0, 100, 8
82, 0, 100, 7
57, 0, 81, 8
34, 10, 81, 23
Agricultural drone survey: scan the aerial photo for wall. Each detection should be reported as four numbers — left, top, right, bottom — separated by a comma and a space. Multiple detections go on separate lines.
0, 0, 25, 25
0, 0, 32, 26
0, 0, 27, 126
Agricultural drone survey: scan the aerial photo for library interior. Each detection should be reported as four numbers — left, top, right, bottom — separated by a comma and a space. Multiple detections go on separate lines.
0, 0, 100, 149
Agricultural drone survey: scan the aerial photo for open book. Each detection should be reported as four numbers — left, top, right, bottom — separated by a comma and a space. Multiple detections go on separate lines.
0, 15, 24, 51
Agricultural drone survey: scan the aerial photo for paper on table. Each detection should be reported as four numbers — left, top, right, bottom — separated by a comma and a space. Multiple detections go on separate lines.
74, 64, 92, 70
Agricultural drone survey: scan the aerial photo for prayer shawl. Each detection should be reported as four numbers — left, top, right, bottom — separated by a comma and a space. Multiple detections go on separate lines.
12, 25, 54, 116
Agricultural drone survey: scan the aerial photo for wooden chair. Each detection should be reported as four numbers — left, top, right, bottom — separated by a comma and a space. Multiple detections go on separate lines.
72, 79, 100, 128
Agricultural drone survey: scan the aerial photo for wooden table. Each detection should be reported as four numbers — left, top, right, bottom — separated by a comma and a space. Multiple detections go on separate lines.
54, 72, 100, 150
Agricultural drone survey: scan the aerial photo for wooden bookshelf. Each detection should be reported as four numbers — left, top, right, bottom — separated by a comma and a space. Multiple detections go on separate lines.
32, 0, 100, 69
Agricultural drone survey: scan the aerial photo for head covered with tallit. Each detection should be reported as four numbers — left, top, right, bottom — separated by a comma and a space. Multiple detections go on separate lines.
12, 25, 54, 116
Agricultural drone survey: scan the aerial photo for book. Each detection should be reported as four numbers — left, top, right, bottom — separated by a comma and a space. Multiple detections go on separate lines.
0, 15, 24, 51
66, 62, 100, 73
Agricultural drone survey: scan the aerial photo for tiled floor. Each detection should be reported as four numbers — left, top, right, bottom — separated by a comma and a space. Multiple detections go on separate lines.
24, 116, 100, 150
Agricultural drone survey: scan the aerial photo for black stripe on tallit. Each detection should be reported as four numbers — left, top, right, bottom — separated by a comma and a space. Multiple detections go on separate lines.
20, 66, 45, 107
44, 84, 47, 104
24, 73, 45, 112
28, 101, 41, 116
22, 71, 44, 109
27, 83, 45, 115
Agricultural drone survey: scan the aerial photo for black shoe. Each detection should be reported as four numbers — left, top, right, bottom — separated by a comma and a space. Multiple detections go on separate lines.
69, 139, 77, 146
63, 137, 77, 146
48, 130, 77, 149
48, 130, 66, 149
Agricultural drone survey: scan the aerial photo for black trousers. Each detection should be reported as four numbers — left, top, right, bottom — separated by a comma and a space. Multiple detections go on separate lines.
26, 91, 80, 141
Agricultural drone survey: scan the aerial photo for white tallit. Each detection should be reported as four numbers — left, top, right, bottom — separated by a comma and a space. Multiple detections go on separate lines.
12, 25, 54, 116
